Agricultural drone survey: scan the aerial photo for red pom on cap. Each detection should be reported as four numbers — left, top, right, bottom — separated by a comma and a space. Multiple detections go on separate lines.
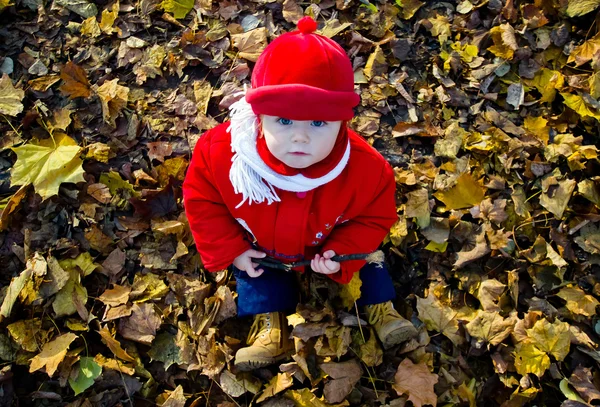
297, 16, 317, 34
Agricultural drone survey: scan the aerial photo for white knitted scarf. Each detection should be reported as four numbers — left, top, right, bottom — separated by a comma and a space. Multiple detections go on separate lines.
227, 90, 351, 208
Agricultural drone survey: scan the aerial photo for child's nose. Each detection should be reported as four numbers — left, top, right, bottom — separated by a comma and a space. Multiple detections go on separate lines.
291, 130, 310, 143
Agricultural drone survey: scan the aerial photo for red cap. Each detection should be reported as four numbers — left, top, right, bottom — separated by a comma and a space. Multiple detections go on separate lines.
245, 17, 360, 121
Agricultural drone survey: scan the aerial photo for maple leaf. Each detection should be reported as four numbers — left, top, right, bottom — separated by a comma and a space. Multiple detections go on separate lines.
513, 342, 550, 377
161, 0, 193, 19
557, 285, 600, 317
59, 61, 92, 99
434, 173, 486, 210
10, 133, 85, 201
393, 358, 438, 407
416, 292, 465, 346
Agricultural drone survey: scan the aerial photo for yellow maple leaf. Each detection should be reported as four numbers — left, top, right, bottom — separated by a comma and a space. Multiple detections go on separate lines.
10, 133, 85, 201
528, 68, 564, 103
524, 116, 549, 144
465, 310, 516, 346
0, 0, 13, 13
29, 332, 78, 376
428, 14, 451, 44
526, 318, 571, 361
161, 0, 193, 19
487, 24, 518, 60
99, 0, 119, 34
568, 34, 600, 66
80, 16, 101, 37
339, 272, 362, 309
416, 292, 465, 345
513, 342, 550, 377
0, 73, 24, 116
557, 285, 600, 317
561, 93, 600, 120
434, 173, 486, 210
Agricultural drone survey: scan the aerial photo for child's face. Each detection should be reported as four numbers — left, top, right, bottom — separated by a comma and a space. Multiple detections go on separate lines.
260, 115, 343, 169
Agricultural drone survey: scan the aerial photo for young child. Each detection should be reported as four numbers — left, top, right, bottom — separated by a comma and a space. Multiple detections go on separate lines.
182, 17, 417, 371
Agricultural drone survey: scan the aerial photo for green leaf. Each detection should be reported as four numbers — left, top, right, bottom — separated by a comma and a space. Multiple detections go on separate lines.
69, 357, 102, 395
148, 332, 183, 370
161, 0, 193, 19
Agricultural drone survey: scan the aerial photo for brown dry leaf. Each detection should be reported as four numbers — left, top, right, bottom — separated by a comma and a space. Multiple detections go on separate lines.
405, 188, 430, 228
476, 278, 506, 312
487, 23, 518, 60
0, 74, 25, 116
282, 0, 303, 23
231, 28, 268, 62
29, 332, 78, 376
59, 62, 91, 99
540, 171, 577, 219
454, 229, 490, 269
393, 358, 438, 407
118, 303, 162, 344
156, 384, 187, 407
320, 360, 362, 404
96, 78, 129, 125
568, 366, 600, 404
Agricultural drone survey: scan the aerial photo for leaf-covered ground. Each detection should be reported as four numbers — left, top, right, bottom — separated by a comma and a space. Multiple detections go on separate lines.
1, 0, 600, 406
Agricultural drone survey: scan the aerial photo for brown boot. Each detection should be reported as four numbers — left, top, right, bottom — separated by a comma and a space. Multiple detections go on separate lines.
365, 301, 417, 349
235, 312, 293, 371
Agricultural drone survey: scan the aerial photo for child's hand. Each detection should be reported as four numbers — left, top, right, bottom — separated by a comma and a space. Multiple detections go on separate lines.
311, 250, 340, 275
233, 249, 267, 278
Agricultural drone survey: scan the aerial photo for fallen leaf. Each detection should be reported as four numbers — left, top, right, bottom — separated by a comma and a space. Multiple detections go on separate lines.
566, 0, 600, 17
256, 373, 294, 403
29, 332, 78, 376
465, 310, 516, 346
513, 342, 550, 377
97, 325, 136, 362
526, 318, 570, 361
569, 366, 600, 403
557, 285, 600, 317
68, 356, 101, 395
161, 0, 193, 19
59, 62, 92, 99
96, 78, 129, 125
320, 360, 362, 404
10, 133, 85, 201
393, 358, 438, 407
0, 74, 24, 116
434, 173, 486, 210
416, 293, 464, 346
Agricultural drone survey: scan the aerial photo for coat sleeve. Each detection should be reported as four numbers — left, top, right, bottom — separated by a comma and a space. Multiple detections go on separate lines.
322, 161, 397, 284
182, 129, 251, 272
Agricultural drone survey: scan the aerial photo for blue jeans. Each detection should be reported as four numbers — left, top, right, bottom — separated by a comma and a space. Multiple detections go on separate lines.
233, 262, 396, 317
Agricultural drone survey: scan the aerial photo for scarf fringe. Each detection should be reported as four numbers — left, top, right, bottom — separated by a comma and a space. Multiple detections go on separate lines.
228, 90, 282, 208
228, 87, 351, 208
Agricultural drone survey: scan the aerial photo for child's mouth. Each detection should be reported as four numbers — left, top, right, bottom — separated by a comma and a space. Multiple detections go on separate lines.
289, 152, 308, 155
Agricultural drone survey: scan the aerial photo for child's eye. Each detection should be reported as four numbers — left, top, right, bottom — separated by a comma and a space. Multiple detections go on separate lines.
311, 121, 326, 127
277, 118, 293, 125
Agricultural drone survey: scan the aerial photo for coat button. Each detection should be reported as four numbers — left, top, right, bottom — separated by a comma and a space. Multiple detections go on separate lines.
296, 191, 307, 198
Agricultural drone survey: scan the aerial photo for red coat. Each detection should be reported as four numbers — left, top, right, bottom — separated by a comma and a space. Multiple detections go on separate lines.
182, 122, 397, 284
